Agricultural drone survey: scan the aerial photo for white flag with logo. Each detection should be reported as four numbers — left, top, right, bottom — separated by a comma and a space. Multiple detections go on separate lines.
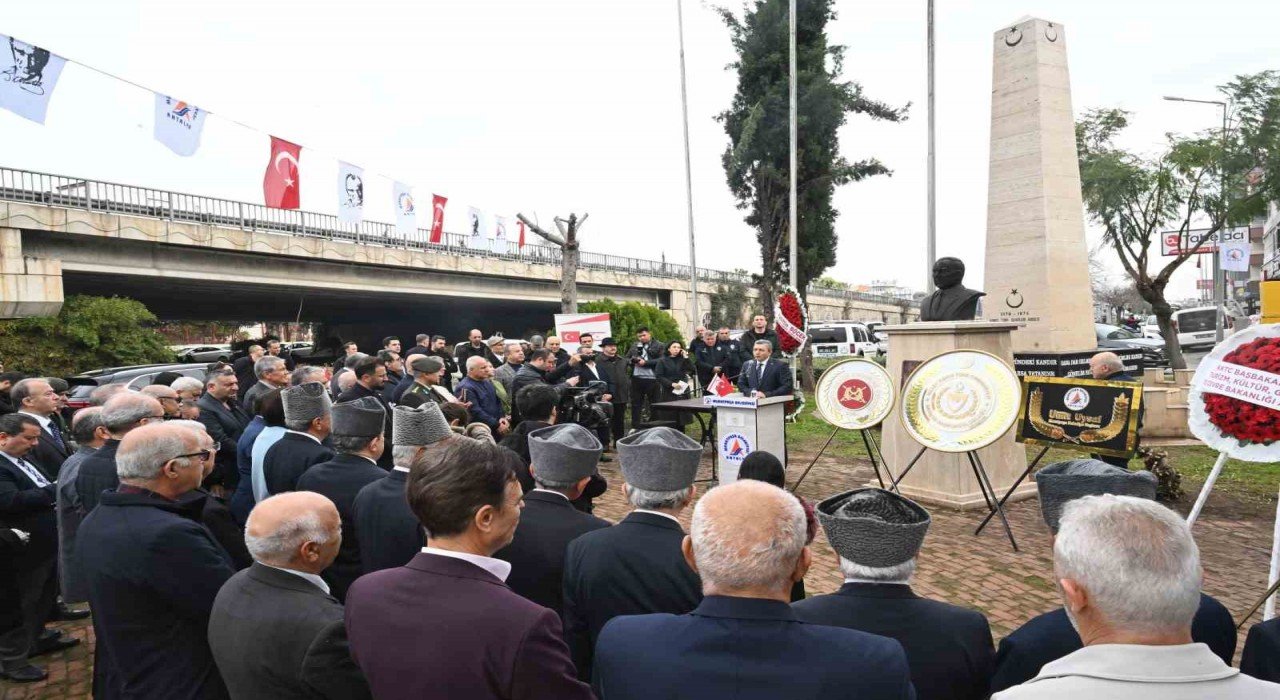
337, 162, 364, 224
153, 94, 208, 156
491, 215, 510, 253
0, 34, 67, 124
394, 182, 417, 237
1220, 237, 1250, 272
466, 207, 487, 249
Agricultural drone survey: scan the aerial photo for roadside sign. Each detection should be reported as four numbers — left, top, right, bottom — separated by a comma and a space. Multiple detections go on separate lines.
1161, 227, 1249, 256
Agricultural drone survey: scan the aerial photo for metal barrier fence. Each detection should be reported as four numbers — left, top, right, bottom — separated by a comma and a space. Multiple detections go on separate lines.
0, 165, 917, 307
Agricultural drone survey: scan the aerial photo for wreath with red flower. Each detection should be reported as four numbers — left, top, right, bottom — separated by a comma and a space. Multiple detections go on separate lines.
773, 287, 808, 356
1202, 336, 1280, 447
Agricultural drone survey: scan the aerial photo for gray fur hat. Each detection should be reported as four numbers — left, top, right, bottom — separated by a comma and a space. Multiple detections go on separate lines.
281, 383, 331, 425
410, 355, 444, 375
617, 427, 701, 492
817, 488, 931, 568
1035, 459, 1158, 532
392, 402, 451, 446
529, 423, 602, 484
331, 396, 385, 438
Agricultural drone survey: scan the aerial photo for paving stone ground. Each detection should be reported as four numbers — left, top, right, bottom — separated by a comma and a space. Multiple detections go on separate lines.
5, 450, 1274, 699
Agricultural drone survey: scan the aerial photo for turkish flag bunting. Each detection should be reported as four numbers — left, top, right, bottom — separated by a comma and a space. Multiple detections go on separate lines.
263, 137, 302, 209
517, 219, 527, 248
429, 194, 448, 244
707, 373, 733, 397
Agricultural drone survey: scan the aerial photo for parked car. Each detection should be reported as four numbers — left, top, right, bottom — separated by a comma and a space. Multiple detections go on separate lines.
1140, 314, 1163, 340
1095, 323, 1167, 368
808, 322, 879, 359
64, 363, 211, 410
284, 342, 315, 359
175, 344, 231, 363
1171, 306, 1233, 351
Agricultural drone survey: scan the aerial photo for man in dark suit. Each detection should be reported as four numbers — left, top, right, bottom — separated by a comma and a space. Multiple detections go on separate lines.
352, 403, 452, 574
11, 379, 70, 481
296, 397, 387, 600
337, 357, 394, 468
989, 459, 1235, 694
234, 344, 265, 402
793, 488, 994, 700
76, 422, 236, 699
1243, 616, 1280, 682
198, 367, 252, 491
0, 415, 77, 683
592, 480, 915, 700
595, 339, 630, 448
563, 427, 704, 681
345, 438, 593, 700
494, 424, 610, 615
737, 339, 794, 398
75, 392, 166, 513
263, 383, 334, 495
209, 492, 370, 700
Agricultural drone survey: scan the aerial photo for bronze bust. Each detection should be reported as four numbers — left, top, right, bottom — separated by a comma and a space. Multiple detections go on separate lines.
919, 257, 985, 321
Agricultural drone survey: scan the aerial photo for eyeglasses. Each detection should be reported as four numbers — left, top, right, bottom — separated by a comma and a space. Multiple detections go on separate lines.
170, 448, 214, 462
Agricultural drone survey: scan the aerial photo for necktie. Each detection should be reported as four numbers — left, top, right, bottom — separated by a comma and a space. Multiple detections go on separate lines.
48, 420, 66, 452
16, 458, 50, 487
756, 362, 764, 387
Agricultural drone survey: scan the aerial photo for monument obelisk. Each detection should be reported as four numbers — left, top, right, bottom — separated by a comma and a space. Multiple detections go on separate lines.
983, 18, 1096, 366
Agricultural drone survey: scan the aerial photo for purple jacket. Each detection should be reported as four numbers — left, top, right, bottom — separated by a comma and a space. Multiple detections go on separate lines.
344, 551, 593, 700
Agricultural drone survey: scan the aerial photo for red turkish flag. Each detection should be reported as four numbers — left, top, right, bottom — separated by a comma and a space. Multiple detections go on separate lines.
263, 137, 301, 209
517, 219, 526, 248
429, 194, 448, 244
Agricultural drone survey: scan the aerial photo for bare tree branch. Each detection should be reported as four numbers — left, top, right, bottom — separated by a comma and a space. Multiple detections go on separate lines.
517, 213, 565, 246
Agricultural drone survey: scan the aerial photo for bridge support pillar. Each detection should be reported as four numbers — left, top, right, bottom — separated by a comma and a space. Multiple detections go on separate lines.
0, 228, 63, 318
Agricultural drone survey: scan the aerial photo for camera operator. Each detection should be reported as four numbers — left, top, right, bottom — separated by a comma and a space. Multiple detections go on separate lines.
626, 327, 664, 430
501, 384, 607, 514
569, 346, 614, 460
510, 349, 580, 424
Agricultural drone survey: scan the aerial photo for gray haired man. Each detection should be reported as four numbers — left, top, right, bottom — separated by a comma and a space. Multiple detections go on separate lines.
74, 392, 165, 513
794, 488, 995, 700
56, 407, 107, 605
991, 460, 1236, 693
995, 495, 1280, 699
562, 426, 704, 680
208, 491, 371, 700
244, 355, 290, 415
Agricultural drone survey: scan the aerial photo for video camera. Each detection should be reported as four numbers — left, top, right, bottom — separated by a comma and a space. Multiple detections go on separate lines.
559, 380, 613, 430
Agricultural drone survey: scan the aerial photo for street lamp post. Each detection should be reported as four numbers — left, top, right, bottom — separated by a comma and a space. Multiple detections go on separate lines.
788, 0, 798, 292
676, 0, 699, 336
1164, 95, 1229, 344
926, 0, 936, 293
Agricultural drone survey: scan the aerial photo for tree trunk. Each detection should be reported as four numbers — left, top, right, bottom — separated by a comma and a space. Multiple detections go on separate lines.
1151, 299, 1185, 370
562, 245, 579, 314
799, 345, 815, 392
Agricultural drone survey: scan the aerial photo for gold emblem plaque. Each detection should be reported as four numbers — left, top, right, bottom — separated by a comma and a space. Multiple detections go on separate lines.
814, 358, 896, 430
900, 350, 1021, 452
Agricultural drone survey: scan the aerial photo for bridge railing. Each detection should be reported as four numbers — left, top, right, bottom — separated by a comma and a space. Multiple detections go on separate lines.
0, 165, 917, 308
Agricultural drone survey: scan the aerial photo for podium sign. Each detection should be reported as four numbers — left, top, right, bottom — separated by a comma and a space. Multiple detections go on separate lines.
1016, 376, 1143, 458
704, 394, 792, 483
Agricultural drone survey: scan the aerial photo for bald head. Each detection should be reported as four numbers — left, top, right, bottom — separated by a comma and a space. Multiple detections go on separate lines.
686, 480, 809, 599
245, 492, 341, 574
101, 392, 164, 436
1090, 351, 1125, 379
140, 384, 181, 418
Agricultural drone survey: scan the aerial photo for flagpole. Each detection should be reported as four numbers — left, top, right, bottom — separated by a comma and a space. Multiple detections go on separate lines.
677, 0, 700, 335
926, 0, 937, 293
788, 0, 799, 293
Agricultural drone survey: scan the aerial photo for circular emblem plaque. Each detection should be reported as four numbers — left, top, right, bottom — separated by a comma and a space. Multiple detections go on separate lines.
900, 350, 1021, 452
815, 358, 895, 430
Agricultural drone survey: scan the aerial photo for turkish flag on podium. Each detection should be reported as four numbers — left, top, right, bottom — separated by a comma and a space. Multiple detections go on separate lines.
429, 194, 448, 244
706, 373, 733, 397
263, 137, 302, 209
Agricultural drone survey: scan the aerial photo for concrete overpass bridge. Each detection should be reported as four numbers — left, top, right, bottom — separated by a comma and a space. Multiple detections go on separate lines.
0, 166, 917, 342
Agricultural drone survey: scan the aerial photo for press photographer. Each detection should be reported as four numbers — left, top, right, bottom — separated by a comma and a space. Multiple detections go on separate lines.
501, 384, 609, 514
627, 327, 665, 430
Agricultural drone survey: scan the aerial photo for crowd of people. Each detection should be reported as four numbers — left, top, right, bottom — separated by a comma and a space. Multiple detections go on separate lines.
2, 321, 1280, 698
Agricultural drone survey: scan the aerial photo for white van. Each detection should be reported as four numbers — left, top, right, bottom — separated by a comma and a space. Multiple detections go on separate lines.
1171, 306, 1233, 350
809, 322, 879, 358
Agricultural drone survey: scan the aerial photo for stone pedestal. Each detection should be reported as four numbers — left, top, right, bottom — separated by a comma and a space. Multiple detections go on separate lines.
0, 228, 62, 318
879, 321, 1031, 509
982, 18, 1095, 355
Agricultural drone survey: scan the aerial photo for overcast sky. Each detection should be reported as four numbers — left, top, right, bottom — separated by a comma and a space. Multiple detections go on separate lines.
3, 0, 1277, 300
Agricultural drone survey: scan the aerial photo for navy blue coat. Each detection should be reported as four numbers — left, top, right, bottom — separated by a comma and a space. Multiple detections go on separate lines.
352, 469, 423, 574
792, 582, 993, 700
563, 511, 702, 680
493, 490, 610, 615
296, 453, 387, 600
74, 438, 122, 514
593, 595, 916, 700
456, 377, 503, 431
737, 358, 794, 397
75, 487, 235, 700
1243, 616, 1280, 683
262, 432, 334, 496
990, 592, 1236, 693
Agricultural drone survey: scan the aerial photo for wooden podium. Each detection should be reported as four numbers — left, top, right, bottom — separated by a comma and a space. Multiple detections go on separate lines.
703, 394, 792, 483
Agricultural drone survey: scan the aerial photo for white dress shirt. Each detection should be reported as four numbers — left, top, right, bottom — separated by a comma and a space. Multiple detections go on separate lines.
420, 546, 512, 581
262, 563, 331, 595
286, 429, 322, 444
0, 451, 51, 487
17, 410, 52, 432
633, 508, 682, 526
